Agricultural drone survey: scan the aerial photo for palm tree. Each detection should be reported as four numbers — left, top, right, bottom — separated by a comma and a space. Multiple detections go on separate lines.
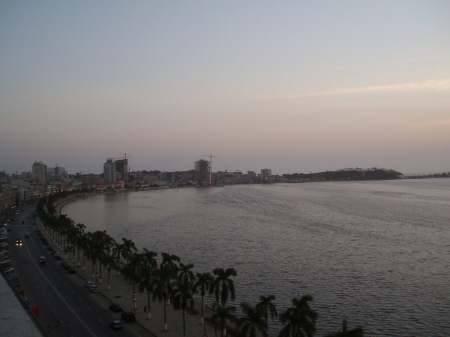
142, 248, 158, 269
237, 302, 268, 337
256, 295, 278, 331
122, 252, 144, 311
210, 302, 238, 337
101, 253, 117, 291
151, 266, 175, 331
75, 223, 86, 266
58, 214, 74, 252
139, 263, 156, 320
98, 232, 116, 283
212, 267, 237, 306
194, 272, 215, 331
86, 230, 114, 282
77, 231, 90, 270
279, 295, 318, 337
177, 262, 196, 284
65, 225, 79, 261
83, 232, 97, 277
160, 252, 180, 273
139, 248, 158, 320
172, 278, 195, 337
324, 320, 364, 337
119, 237, 137, 265
160, 252, 180, 305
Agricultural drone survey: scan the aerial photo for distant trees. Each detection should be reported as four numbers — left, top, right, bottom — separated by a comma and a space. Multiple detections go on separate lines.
283, 169, 402, 182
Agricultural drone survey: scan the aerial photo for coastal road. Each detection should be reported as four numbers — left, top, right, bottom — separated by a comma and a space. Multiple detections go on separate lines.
7, 205, 144, 337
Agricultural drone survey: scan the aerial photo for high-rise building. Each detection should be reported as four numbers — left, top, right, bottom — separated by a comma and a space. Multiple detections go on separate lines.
32, 161, 47, 185
103, 158, 116, 182
195, 159, 209, 185
47, 165, 66, 181
115, 158, 128, 183
261, 168, 272, 183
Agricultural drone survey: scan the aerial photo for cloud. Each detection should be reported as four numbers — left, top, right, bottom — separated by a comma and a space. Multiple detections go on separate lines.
417, 119, 450, 127
283, 79, 450, 99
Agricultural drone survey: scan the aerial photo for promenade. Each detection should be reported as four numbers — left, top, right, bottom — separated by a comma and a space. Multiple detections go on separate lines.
38, 218, 219, 337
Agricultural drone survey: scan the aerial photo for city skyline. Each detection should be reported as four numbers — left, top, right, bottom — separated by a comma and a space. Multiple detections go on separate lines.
1, 1, 450, 175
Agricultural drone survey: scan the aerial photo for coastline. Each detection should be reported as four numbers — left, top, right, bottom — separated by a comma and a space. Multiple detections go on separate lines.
50, 194, 228, 337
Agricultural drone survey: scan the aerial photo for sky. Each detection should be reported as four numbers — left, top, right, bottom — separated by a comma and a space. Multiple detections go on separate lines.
1, 1, 449, 175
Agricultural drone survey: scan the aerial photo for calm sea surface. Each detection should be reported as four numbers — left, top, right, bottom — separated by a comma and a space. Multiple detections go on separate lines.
63, 179, 450, 336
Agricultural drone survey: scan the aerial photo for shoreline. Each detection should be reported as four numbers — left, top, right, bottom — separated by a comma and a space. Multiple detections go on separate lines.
51, 194, 252, 337
38, 211, 221, 337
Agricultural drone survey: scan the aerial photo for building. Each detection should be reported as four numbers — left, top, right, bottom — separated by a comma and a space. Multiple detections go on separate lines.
261, 168, 272, 183
103, 158, 116, 182
115, 158, 128, 183
32, 161, 47, 185
47, 165, 66, 181
195, 159, 210, 185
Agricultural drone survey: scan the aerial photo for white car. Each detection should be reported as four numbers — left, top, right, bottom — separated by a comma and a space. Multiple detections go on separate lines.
89, 284, 99, 292
85, 280, 99, 292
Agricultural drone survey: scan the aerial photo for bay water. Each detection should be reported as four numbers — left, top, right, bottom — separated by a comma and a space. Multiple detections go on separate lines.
63, 179, 450, 336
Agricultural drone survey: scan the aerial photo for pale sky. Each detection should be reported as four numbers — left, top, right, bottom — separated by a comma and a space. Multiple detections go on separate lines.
1, 1, 449, 175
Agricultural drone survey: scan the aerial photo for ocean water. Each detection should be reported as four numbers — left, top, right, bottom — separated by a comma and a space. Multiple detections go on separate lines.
63, 179, 450, 336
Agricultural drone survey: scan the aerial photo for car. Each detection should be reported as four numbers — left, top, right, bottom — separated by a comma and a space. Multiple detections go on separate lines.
15, 238, 23, 246
89, 284, 99, 292
109, 320, 123, 330
109, 303, 122, 312
85, 280, 94, 288
24, 233, 30, 238
67, 267, 76, 274
22, 296, 30, 305
121, 311, 136, 322
39, 256, 47, 264
53, 253, 61, 260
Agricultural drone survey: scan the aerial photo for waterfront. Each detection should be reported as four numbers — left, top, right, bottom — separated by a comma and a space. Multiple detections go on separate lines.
63, 179, 450, 336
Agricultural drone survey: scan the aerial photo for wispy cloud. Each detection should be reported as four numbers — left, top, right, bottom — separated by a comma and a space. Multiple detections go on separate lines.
284, 79, 450, 99
417, 119, 450, 127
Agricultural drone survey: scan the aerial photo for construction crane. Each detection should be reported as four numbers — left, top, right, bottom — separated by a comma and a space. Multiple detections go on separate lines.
117, 153, 132, 160
202, 154, 215, 185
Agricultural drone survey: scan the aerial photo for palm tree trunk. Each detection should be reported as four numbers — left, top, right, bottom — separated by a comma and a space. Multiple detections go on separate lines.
147, 291, 152, 320
201, 295, 205, 330
107, 268, 111, 291
182, 308, 186, 337
163, 296, 168, 331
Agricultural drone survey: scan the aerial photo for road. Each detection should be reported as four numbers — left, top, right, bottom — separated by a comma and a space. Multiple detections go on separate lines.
6, 204, 146, 337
